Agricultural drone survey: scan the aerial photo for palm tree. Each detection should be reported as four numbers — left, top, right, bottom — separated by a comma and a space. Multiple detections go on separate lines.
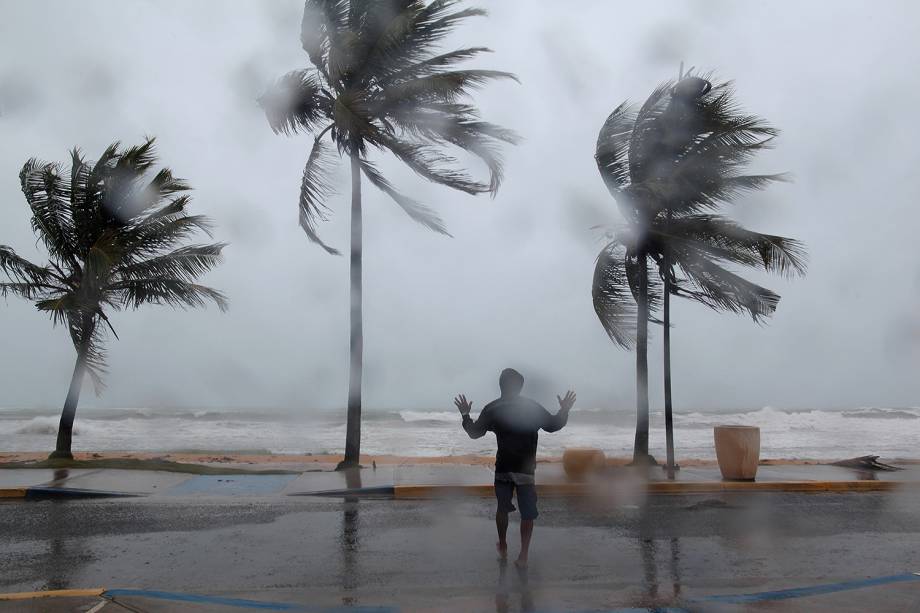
0, 139, 227, 459
592, 74, 807, 466
654, 214, 806, 475
259, 0, 518, 469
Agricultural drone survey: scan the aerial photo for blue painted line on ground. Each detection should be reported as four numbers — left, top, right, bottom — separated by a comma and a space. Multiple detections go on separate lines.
512, 607, 690, 613
552, 607, 690, 613
24, 487, 140, 499
101, 590, 685, 613
701, 572, 920, 603
103, 589, 397, 611
166, 474, 299, 496
289, 485, 396, 497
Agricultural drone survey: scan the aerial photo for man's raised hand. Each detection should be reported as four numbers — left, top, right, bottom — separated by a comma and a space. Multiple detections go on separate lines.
557, 390, 576, 413
454, 394, 473, 416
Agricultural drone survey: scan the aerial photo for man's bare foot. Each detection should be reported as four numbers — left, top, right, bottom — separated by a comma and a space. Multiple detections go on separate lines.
497, 541, 508, 560
514, 556, 528, 569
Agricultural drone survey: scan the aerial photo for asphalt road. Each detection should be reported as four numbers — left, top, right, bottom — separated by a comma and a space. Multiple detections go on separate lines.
2, 490, 919, 611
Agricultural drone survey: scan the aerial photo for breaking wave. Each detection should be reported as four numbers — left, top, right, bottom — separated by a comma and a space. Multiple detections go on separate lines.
1, 406, 918, 459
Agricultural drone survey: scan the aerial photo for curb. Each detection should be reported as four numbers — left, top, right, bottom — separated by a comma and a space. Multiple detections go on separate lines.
290, 480, 909, 499
646, 480, 904, 494
0, 487, 141, 499
0, 588, 104, 601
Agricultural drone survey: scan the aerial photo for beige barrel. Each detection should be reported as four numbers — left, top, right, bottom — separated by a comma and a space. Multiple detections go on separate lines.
714, 425, 760, 481
562, 448, 606, 481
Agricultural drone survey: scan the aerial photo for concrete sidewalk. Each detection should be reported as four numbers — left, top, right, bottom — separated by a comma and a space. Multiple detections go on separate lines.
1, 461, 917, 499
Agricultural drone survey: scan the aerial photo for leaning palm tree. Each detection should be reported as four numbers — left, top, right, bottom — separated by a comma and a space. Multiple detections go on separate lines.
259, 0, 518, 469
0, 139, 227, 459
592, 73, 806, 466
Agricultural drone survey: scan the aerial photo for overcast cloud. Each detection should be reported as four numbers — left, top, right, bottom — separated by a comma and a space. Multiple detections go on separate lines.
1, 0, 919, 414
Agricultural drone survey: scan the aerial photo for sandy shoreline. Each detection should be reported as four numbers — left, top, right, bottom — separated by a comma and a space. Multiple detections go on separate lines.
2, 451, 917, 470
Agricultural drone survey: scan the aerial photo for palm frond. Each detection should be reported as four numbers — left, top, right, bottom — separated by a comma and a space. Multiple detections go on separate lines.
116, 138, 158, 174
116, 244, 226, 282
70, 148, 101, 252
19, 158, 76, 264
358, 1, 488, 82
379, 46, 492, 84
628, 80, 674, 184
125, 200, 214, 257
380, 70, 517, 106
112, 278, 228, 312
0, 282, 62, 300
595, 102, 636, 194
359, 157, 449, 234
673, 247, 780, 321
592, 242, 637, 349
0, 245, 58, 285
660, 214, 808, 278
298, 137, 341, 254
135, 167, 191, 215
385, 107, 517, 193
379, 136, 488, 194
260, 71, 329, 136
302, 0, 349, 71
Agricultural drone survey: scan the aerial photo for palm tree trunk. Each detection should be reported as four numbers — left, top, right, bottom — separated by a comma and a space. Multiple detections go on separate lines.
634, 248, 650, 463
340, 153, 363, 470
50, 335, 90, 460
663, 268, 676, 479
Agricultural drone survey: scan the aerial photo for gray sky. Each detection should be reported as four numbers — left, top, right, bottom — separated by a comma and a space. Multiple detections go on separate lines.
1, 0, 919, 414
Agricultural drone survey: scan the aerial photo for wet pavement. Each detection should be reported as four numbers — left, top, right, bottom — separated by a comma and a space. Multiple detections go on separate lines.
2, 488, 919, 611
2, 462, 916, 499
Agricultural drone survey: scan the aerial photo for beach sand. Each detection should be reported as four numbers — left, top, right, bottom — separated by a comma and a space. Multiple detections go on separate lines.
3, 451, 916, 472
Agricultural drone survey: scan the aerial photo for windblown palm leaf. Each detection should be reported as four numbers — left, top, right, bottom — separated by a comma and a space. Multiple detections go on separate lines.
259, 0, 519, 252
592, 240, 636, 349
596, 75, 786, 219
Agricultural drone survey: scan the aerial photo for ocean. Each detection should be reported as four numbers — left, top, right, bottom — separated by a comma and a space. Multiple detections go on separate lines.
1, 406, 918, 460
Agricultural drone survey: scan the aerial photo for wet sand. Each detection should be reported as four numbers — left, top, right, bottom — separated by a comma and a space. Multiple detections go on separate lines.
2, 451, 917, 472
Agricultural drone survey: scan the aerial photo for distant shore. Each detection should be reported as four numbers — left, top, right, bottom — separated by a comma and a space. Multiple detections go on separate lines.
3, 451, 918, 471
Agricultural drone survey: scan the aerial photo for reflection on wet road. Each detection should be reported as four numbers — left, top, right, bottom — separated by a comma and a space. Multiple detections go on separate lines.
2, 490, 920, 611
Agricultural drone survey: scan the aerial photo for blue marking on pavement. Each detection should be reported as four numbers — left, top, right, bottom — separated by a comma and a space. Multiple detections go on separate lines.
576, 607, 690, 613
531, 609, 688, 612
166, 474, 299, 496
100, 589, 690, 612
103, 589, 397, 611
702, 572, 920, 603
291, 485, 396, 497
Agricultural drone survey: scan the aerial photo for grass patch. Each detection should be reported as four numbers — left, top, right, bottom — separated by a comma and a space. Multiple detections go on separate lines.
0, 457, 300, 475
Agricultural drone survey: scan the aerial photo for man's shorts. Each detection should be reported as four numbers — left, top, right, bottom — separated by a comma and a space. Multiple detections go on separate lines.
494, 479, 538, 520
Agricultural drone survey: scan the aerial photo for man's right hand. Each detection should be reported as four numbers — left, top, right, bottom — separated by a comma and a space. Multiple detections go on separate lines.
454, 394, 473, 416
557, 390, 576, 413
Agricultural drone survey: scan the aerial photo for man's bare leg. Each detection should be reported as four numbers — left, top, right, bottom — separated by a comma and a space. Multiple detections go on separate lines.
496, 511, 509, 560
516, 519, 534, 567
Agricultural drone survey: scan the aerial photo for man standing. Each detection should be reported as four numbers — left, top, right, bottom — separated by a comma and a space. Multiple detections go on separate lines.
455, 368, 576, 567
